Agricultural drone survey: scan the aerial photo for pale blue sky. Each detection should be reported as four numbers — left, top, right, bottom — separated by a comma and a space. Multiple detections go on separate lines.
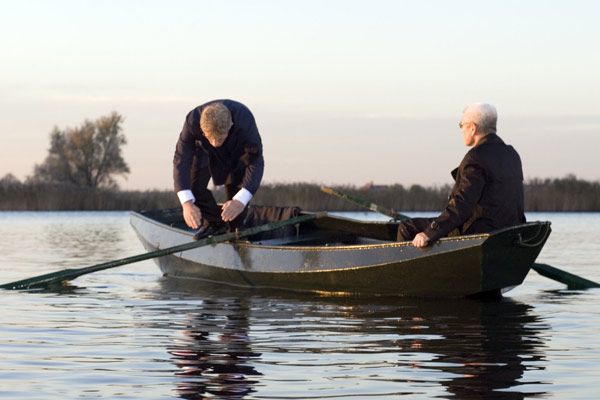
1, 0, 599, 189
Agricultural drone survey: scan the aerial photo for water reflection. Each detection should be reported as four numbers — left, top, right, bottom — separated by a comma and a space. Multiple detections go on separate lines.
43, 218, 124, 265
408, 300, 548, 400
163, 287, 262, 398
156, 279, 550, 399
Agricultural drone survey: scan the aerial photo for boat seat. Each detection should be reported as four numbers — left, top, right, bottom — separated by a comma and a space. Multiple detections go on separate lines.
252, 231, 357, 246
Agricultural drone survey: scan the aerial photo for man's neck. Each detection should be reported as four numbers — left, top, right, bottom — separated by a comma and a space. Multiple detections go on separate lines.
473, 132, 493, 147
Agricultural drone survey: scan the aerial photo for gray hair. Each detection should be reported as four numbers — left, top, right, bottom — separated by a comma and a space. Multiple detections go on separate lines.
200, 102, 232, 138
463, 102, 497, 134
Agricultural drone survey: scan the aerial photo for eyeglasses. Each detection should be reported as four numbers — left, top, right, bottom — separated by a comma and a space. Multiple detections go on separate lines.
458, 121, 476, 129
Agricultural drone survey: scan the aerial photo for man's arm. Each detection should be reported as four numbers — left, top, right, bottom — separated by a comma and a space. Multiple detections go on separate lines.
422, 160, 486, 244
239, 144, 264, 195
237, 108, 264, 196
173, 114, 197, 194
221, 145, 264, 222
174, 112, 204, 229
221, 107, 264, 222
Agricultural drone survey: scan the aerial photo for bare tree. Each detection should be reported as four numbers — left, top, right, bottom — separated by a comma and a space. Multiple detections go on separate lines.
0, 173, 21, 188
31, 112, 130, 188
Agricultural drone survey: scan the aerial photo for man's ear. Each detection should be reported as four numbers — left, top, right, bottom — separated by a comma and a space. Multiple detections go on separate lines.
470, 125, 479, 139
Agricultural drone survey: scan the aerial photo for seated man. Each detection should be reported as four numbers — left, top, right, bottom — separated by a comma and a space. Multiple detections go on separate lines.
173, 100, 264, 238
398, 102, 526, 248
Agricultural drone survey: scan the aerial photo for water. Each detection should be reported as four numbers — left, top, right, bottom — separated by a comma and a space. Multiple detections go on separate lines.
1, 211, 599, 399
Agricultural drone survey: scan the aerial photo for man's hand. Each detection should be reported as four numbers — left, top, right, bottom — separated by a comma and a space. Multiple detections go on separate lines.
182, 201, 202, 229
412, 232, 431, 248
221, 199, 245, 222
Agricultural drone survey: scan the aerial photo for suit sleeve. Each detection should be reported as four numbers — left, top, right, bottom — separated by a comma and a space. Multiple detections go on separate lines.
237, 111, 264, 195
173, 114, 200, 193
424, 158, 486, 242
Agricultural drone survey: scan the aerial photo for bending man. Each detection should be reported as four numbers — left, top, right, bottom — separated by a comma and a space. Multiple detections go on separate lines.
173, 100, 264, 238
398, 102, 525, 247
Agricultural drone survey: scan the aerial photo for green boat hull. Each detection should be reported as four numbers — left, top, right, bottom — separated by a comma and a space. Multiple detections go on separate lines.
130, 208, 551, 298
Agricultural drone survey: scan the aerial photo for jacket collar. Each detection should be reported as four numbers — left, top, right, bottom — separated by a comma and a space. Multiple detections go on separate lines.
451, 133, 505, 179
475, 132, 503, 147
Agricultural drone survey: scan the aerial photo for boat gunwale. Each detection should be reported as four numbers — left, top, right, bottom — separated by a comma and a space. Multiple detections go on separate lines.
129, 210, 548, 252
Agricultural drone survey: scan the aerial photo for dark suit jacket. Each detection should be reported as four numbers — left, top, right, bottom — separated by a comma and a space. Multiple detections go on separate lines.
424, 133, 525, 242
173, 99, 264, 194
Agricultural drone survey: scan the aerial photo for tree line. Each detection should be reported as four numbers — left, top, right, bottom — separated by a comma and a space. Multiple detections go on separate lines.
2, 175, 600, 212
2, 112, 599, 212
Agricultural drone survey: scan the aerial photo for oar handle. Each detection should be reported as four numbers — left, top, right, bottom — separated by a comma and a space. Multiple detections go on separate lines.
321, 186, 410, 221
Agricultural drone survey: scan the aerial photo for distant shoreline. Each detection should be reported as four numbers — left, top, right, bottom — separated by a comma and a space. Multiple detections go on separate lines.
1, 176, 599, 212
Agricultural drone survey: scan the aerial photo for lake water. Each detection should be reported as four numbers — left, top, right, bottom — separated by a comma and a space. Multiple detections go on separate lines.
0, 211, 599, 399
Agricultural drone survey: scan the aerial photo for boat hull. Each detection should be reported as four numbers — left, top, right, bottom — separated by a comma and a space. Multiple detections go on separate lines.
130, 210, 550, 297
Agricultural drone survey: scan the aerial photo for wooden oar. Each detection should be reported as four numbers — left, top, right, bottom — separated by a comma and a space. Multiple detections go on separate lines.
320, 186, 410, 221
320, 188, 600, 290
0, 213, 323, 291
530, 263, 599, 290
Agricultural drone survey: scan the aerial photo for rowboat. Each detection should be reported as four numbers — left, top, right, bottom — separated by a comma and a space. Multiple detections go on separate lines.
129, 206, 551, 298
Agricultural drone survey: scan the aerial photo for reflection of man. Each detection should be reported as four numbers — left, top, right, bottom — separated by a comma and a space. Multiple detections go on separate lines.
173, 100, 264, 238
406, 299, 547, 399
398, 103, 525, 247
168, 298, 262, 398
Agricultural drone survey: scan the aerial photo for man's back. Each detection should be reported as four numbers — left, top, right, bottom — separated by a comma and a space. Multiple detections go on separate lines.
456, 133, 525, 235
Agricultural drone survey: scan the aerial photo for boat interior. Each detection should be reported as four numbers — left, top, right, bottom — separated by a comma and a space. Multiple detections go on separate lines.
139, 206, 400, 247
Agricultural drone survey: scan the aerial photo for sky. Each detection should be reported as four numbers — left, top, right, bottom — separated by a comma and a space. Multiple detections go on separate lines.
1, 0, 599, 190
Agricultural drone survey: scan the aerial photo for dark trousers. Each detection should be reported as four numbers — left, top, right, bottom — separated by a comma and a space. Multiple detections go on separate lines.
190, 164, 248, 231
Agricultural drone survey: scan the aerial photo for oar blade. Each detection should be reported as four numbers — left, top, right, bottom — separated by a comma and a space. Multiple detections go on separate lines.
532, 263, 600, 290
0, 269, 81, 290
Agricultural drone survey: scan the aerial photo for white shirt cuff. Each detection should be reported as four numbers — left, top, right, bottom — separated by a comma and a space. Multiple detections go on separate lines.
232, 188, 253, 206
177, 190, 195, 205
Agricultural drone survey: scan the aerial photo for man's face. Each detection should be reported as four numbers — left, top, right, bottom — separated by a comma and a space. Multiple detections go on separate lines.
459, 118, 476, 147
205, 132, 228, 148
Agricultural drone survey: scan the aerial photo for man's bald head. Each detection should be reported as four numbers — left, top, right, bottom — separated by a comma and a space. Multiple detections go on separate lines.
462, 103, 497, 135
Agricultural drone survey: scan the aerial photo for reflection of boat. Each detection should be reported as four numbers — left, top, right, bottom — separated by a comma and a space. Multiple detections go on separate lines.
130, 207, 551, 298
156, 278, 549, 400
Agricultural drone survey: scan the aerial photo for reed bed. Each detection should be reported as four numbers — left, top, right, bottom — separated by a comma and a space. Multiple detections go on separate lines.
1, 176, 599, 212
